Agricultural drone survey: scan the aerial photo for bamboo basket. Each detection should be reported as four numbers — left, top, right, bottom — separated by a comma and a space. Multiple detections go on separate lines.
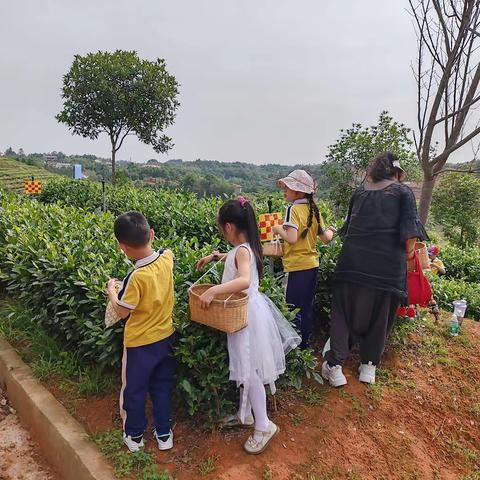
263, 241, 284, 257
415, 241, 430, 270
104, 280, 123, 328
188, 284, 249, 333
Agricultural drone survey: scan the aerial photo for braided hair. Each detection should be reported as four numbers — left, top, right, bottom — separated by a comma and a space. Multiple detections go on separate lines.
300, 193, 322, 239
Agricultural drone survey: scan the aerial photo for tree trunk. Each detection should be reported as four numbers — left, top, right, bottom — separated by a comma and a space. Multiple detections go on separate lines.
111, 143, 116, 184
418, 175, 436, 225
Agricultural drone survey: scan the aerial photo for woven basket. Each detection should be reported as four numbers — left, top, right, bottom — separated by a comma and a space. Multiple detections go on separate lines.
263, 241, 284, 257
104, 280, 123, 328
188, 284, 248, 333
415, 241, 430, 270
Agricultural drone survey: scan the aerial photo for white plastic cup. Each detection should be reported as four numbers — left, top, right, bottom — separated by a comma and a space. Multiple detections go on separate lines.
453, 299, 467, 318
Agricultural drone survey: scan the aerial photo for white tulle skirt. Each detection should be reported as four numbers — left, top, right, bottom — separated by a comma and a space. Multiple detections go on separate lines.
227, 291, 301, 395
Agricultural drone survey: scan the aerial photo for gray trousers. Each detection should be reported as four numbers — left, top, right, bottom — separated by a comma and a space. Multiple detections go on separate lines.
324, 282, 400, 366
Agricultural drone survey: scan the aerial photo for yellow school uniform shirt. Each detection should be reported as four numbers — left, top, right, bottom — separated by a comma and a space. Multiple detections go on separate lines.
117, 249, 175, 348
282, 199, 326, 273
430, 258, 445, 275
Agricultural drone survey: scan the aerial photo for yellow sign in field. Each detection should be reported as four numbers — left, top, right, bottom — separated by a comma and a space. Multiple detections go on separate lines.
24, 180, 42, 194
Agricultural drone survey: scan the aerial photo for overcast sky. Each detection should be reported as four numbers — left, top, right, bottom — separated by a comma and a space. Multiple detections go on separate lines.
1, 0, 455, 165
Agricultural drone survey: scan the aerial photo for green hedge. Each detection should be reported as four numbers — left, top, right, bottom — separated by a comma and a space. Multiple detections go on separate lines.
441, 244, 480, 284
428, 275, 480, 320
0, 189, 319, 421
39, 179, 223, 245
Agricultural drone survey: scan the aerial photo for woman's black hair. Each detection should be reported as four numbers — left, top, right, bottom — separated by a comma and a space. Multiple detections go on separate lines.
301, 193, 322, 238
368, 151, 400, 182
218, 199, 264, 278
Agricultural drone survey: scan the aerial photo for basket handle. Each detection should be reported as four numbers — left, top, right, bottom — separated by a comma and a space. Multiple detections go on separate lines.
223, 294, 233, 307
189, 260, 223, 290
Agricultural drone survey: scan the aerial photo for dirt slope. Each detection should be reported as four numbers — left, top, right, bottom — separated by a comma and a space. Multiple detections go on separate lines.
53, 315, 480, 480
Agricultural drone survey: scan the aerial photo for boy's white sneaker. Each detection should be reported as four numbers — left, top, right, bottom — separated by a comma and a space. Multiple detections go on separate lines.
123, 433, 144, 452
321, 361, 347, 387
154, 429, 173, 451
358, 362, 376, 384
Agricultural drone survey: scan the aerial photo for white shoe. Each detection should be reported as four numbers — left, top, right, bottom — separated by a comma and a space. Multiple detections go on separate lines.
244, 421, 279, 455
123, 433, 144, 452
321, 361, 347, 387
154, 429, 173, 451
358, 362, 376, 384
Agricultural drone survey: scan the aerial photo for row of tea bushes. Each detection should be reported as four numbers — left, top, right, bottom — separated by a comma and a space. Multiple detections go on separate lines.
0, 189, 319, 421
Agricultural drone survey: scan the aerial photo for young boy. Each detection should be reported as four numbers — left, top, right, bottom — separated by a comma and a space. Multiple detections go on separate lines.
107, 211, 175, 453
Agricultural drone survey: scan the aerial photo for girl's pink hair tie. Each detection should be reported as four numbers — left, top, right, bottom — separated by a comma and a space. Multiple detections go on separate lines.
238, 196, 249, 208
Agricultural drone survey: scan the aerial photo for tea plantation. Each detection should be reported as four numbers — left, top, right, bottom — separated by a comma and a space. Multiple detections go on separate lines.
0, 179, 478, 421
0, 157, 58, 192
0, 184, 319, 421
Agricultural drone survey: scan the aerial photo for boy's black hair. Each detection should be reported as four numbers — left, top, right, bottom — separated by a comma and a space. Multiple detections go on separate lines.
218, 199, 264, 278
114, 211, 151, 247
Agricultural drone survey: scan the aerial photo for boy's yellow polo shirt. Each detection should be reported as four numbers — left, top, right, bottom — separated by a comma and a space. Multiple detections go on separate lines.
117, 249, 175, 348
282, 199, 325, 273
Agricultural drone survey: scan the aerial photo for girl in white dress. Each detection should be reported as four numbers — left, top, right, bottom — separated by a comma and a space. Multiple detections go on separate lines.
196, 197, 300, 454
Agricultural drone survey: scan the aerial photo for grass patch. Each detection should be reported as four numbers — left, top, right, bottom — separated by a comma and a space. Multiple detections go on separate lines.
470, 403, 480, 418
92, 430, 174, 479
296, 386, 328, 406
342, 393, 367, 426
462, 471, 480, 480
451, 439, 478, 464
366, 382, 384, 401
366, 367, 416, 401
290, 411, 306, 426
262, 465, 273, 480
389, 316, 421, 352
198, 456, 217, 476
0, 299, 117, 397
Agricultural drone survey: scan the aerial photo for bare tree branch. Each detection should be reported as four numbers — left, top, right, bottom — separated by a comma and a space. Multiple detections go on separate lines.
410, 0, 480, 223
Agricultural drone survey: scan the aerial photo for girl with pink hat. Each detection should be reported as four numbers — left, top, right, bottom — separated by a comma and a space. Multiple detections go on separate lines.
273, 169, 336, 349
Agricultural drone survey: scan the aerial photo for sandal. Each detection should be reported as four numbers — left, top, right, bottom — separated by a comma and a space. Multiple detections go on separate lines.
220, 413, 254, 429
243, 421, 279, 454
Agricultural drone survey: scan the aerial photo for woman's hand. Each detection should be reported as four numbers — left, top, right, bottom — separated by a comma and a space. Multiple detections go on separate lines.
199, 286, 218, 309
407, 254, 416, 272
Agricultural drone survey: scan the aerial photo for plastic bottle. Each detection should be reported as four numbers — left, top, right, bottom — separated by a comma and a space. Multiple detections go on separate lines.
449, 314, 459, 337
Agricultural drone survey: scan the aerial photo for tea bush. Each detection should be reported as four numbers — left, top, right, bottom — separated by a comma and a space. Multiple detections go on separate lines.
441, 244, 480, 284
0, 189, 319, 422
39, 179, 223, 245
428, 275, 480, 320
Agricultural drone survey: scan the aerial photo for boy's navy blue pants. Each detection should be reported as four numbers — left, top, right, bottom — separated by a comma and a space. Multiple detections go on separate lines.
286, 267, 318, 349
120, 335, 175, 437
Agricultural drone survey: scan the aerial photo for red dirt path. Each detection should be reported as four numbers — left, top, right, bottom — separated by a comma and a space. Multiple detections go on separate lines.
50, 319, 480, 480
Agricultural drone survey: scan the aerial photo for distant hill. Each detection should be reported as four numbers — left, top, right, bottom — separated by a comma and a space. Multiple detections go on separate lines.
0, 157, 58, 192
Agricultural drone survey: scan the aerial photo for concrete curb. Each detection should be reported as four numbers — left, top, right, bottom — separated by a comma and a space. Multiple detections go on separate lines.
0, 338, 115, 480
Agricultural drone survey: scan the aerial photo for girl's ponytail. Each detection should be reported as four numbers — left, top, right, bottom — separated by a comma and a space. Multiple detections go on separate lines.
301, 194, 322, 239
218, 198, 264, 278
243, 202, 264, 279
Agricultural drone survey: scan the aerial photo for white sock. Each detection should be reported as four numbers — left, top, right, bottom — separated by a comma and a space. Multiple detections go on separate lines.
247, 372, 269, 441
238, 386, 253, 420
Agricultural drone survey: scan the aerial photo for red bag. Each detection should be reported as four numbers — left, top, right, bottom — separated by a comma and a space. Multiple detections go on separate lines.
408, 253, 433, 307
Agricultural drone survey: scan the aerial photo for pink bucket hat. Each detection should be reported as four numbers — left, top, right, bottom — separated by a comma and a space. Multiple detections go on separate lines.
277, 169, 316, 194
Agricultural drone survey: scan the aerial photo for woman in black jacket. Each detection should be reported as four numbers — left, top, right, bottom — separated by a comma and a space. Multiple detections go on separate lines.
322, 152, 427, 386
